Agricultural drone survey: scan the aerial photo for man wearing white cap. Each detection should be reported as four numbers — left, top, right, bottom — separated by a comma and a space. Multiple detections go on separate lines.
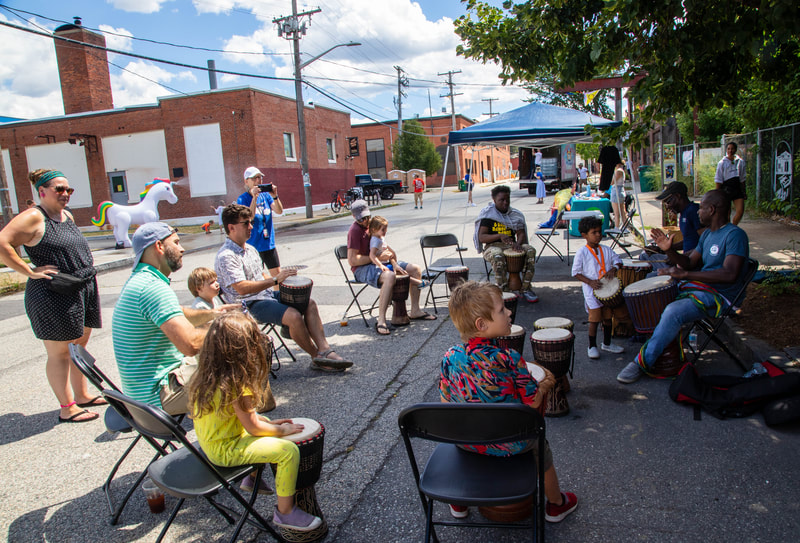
112, 223, 236, 414
237, 166, 284, 281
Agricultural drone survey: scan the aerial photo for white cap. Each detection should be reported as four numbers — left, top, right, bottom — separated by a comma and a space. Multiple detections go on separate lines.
243, 167, 263, 180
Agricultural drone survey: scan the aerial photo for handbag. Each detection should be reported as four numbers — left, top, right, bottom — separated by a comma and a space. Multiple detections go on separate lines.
44, 272, 87, 295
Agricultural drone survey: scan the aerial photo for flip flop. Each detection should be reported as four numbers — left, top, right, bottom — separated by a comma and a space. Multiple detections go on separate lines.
409, 312, 437, 321
77, 395, 108, 408
58, 409, 100, 423
376, 323, 391, 335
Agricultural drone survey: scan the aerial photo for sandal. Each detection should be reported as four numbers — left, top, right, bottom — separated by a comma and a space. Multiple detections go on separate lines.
409, 311, 437, 321
58, 409, 99, 423
312, 349, 354, 369
376, 323, 391, 335
77, 395, 108, 408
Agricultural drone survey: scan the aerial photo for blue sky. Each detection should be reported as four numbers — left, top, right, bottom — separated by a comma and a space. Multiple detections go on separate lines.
0, 0, 532, 125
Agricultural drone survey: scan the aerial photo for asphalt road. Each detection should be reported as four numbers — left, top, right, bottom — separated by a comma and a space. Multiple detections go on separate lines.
2, 184, 799, 542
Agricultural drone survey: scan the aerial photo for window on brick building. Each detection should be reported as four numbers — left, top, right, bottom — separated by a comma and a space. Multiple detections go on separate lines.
283, 133, 296, 161
326, 138, 336, 163
366, 138, 386, 179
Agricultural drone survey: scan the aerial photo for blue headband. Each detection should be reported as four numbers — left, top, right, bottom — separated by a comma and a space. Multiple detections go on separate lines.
34, 170, 65, 190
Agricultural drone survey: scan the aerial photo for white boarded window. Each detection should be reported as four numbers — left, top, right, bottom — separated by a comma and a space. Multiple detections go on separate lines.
283, 133, 296, 161
183, 123, 226, 197
326, 138, 335, 163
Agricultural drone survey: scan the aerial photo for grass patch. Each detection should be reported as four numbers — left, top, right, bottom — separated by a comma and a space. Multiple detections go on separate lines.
0, 274, 25, 295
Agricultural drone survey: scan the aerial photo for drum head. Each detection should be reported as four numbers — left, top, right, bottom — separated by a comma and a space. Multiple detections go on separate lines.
623, 275, 673, 295
509, 324, 525, 337
593, 276, 621, 299
621, 259, 651, 268
526, 363, 546, 381
502, 249, 524, 257
282, 417, 321, 442
531, 328, 571, 342
281, 276, 313, 288
534, 317, 573, 330
446, 266, 469, 273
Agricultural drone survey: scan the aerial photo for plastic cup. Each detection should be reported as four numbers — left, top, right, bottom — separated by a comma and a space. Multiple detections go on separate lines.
142, 478, 165, 514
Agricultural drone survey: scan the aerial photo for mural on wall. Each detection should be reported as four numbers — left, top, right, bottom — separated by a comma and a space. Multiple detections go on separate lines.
91, 178, 178, 249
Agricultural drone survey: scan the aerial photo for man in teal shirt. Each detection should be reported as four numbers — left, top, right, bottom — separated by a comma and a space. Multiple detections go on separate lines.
112, 223, 230, 413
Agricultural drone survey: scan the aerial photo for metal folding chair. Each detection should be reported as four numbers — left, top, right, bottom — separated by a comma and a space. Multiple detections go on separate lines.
682, 258, 759, 371
219, 294, 293, 372
419, 233, 468, 313
605, 208, 637, 257
102, 390, 283, 543
534, 210, 564, 263
398, 403, 546, 543
334, 244, 379, 327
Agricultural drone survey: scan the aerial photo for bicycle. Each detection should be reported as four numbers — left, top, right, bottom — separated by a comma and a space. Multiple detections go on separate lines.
330, 189, 353, 213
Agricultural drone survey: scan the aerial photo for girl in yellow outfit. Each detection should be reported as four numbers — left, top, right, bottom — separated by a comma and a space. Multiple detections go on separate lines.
190, 312, 322, 532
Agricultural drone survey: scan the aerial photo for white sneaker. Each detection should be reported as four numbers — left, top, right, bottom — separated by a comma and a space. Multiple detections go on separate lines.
601, 343, 625, 354
617, 361, 643, 384
587, 346, 600, 359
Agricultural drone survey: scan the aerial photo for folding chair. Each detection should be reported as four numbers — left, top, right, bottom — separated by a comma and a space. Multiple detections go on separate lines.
68, 344, 174, 525
419, 233, 468, 313
534, 211, 564, 263
605, 207, 637, 258
683, 257, 759, 371
398, 403, 546, 543
102, 390, 283, 543
334, 244, 379, 327
219, 294, 294, 370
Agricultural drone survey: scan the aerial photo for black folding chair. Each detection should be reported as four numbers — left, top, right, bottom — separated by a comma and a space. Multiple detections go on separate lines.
534, 211, 564, 263
398, 403, 546, 543
605, 208, 637, 258
68, 344, 174, 525
683, 257, 759, 371
219, 294, 294, 370
419, 233, 468, 313
102, 390, 284, 543
334, 244, 379, 327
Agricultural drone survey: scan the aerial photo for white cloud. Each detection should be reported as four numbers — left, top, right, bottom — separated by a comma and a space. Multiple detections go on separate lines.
110, 61, 196, 107
98, 24, 133, 52
106, 0, 174, 14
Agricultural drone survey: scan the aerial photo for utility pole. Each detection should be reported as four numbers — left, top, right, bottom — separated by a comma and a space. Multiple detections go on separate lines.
273, 1, 321, 218
482, 97, 499, 183
0, 152, 12, 227
439, 70, 462, 182
393, 66, 408, 135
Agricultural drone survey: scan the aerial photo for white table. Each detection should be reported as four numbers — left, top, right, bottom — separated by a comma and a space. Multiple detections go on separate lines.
561, 211, 605, 265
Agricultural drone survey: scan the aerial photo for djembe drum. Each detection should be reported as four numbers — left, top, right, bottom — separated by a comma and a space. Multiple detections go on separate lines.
391, 274, 410, 326
623, 276, 682, 376
273, 418, 328, 542
533, 317, 574, 393
530, 328, 574, 417
445, 265, 469, 292
503, 248, 526, 292
502, 291, 519, 324
280, 276, 314, 314
496, 324, 526, 356
593, 276, 624, 308
619, 260, 653, 288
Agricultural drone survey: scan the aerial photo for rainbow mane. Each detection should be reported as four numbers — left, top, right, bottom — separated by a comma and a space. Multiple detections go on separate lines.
91, 201, 114, 227
139, 178, 171, 201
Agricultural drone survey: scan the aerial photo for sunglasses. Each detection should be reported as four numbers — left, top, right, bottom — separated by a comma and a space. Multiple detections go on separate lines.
53, 186, 75, 195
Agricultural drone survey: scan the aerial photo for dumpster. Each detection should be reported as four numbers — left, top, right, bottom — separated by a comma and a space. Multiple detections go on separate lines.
638, 165, 658, 192
458, 179, 467, 192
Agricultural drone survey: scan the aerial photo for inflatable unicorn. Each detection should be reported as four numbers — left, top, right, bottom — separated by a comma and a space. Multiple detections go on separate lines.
92, 178, 178, 249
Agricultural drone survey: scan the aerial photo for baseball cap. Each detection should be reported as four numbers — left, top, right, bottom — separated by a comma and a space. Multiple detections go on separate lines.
350, 199, 370, 221
131, 222, 177, 269
656, 181, 688, 201
243, 166, 263, 180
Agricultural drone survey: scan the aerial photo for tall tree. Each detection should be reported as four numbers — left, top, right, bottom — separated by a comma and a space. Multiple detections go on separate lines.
455, 0, 800, 146
392, 119, 443, 175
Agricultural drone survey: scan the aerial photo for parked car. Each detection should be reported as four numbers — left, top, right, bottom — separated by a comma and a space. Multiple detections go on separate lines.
354, 174, 402, 200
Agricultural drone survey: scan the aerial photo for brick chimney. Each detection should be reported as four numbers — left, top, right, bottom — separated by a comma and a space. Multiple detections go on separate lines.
53, 17, 114, 115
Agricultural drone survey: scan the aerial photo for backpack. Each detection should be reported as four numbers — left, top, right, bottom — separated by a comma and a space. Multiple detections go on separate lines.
668, 361, 800, 421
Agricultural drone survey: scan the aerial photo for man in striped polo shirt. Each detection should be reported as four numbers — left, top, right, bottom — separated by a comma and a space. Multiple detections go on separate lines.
112, 222, 231, 414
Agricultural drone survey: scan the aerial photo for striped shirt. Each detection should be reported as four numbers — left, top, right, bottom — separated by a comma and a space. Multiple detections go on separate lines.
112, 263, 184, 407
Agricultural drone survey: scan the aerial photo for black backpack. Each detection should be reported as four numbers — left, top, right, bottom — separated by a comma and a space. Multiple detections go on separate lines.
668, 361, 800, 421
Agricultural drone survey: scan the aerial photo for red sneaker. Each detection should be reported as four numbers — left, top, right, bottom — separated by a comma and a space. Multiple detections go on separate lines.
545, 492, 578, 523
448, 504, 469, 519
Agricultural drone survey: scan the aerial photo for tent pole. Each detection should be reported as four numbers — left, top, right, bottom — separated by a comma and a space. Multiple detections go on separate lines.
434, 144, 452, 233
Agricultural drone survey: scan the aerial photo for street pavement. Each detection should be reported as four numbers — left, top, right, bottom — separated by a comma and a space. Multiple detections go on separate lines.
2, 183, 799, 542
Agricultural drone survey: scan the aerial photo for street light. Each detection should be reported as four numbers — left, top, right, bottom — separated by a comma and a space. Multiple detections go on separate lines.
293, 40, 361, 218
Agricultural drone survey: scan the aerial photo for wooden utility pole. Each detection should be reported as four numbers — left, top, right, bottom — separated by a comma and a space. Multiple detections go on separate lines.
482, 97, 499, 182
439, 70, 462, 182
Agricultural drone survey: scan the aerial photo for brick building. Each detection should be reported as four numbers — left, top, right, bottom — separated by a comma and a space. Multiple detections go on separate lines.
349, 115, 513, 187
0, 19, 353, 226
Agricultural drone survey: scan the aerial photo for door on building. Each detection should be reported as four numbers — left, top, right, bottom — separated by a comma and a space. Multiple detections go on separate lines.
108, 172, 128, 204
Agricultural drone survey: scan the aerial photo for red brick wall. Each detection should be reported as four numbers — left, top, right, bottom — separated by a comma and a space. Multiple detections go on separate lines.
53, 25, 113, 115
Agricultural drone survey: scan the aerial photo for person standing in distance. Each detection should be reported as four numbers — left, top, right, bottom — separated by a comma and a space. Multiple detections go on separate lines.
714, 142, 746, 226
237, 167, 283, 285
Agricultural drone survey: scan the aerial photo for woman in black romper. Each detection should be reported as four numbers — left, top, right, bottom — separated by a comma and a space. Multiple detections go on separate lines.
0, 169, 103, 423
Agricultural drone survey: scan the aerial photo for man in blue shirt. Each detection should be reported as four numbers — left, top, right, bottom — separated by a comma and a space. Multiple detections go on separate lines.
618, 190, 749, 384
641, 181, 704, 271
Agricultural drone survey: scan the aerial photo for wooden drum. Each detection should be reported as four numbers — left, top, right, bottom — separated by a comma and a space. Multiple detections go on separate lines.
619, 260, 652, 288
530, 328, 574, 417
533, 317, 574, 333
502, 291, 519, 324
391, 274, 410, 326
593, 276, 624, 308
445, 265, 469, 292
275, 418, 328, 542
496, 324, 526, 356
503, 248, 525, 292
280, 276, 313, 314
622, 276, 677, 334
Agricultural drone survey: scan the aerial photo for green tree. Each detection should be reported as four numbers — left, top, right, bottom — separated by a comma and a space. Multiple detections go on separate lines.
391, 119, 442, 175
455, 0, 800, 147
675, 108, 743, 143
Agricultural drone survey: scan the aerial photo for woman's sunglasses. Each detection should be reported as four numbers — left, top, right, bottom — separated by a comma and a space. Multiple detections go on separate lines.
53, 186, 75, 195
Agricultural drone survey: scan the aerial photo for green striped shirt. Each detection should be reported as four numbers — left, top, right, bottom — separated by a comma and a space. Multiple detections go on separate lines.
112, 263, 184, 407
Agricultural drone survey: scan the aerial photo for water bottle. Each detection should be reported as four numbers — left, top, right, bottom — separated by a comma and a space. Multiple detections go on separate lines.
585, 183, 591, 197
743, 363, 767, 378
688, 331, 698, 351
